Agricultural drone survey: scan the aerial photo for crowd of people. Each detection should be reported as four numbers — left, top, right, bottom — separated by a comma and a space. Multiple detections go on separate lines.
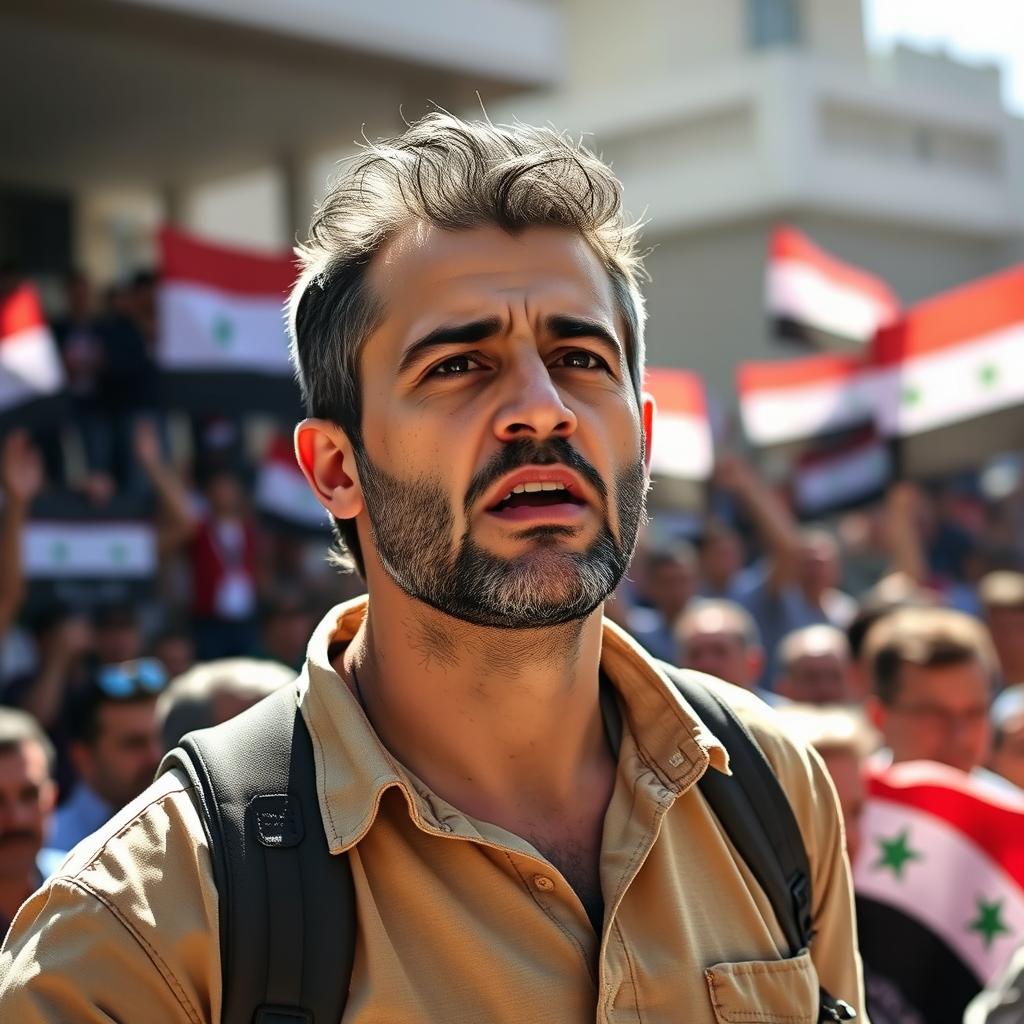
1, 266, 1023, 1014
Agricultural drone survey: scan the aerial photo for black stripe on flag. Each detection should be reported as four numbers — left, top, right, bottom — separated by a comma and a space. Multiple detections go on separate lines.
857, 894, 982, 1024
772, 316, 866, 354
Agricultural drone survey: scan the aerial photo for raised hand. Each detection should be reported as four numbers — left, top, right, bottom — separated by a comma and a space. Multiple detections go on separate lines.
0, 430, 44, 506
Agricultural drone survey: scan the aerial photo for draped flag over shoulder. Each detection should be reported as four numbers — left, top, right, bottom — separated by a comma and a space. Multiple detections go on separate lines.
855, 760, 1024, 1024
644, 368, 712, 511
157, 228, 301, 416
255, 432, 329, 535
767, 225, 901, 350
871, 264, 1024, 479
0, 283, 65, 433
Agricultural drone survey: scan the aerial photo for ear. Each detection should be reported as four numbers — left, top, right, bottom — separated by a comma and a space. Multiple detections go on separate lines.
640, 391, 655, 474
39, 778, 57, 816
865, 694, 887, 734
294, 419, 363, 522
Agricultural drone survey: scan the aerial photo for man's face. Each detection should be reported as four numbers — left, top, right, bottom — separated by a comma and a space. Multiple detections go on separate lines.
682, 629, 758, 690
0, 742, 55, 881
987, 606, 1024, 679
780, 653, 851, 705
819, 747, 865, 865
77, 699, 162, 810
799, 536, 838, 597
990, 713, 1024, 791
700, 532, 742, 589
873, 660, 992, 773
352, 224, 649, 629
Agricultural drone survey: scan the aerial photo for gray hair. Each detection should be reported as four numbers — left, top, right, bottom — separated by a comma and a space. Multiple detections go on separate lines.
778, 624, 850, 674
0, 707, 56, 776
675, 598, 762, 651
287, 111, 648, 575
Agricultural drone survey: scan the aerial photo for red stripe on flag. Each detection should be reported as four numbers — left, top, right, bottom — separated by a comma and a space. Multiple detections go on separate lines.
644, 367, 707, 417
871, 264, 1024, 367
0, 285, 47, 339
770, 225, 900, 312
737, 351, 869, 393
868, 771, 1024, 890
160, 227, 298, 297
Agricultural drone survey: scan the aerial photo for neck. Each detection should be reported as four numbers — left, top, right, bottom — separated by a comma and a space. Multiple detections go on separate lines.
337, 585, 612, 823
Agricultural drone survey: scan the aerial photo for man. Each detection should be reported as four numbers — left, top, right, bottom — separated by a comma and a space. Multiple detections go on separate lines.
0, 709, 63, 937
979, 571, 1024, 686
625, 541, 697, 661
49, 662, 165, 851
674, 598, 764, 691
0, 113, 863, 1021
862, 606, 995, 774
775, 624, 855, 705
988, 684, 1024, 792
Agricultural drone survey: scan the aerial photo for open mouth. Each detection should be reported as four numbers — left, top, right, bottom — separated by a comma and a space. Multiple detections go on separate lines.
488, 481, 587, 515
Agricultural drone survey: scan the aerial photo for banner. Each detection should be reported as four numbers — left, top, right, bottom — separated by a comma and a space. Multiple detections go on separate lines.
644, 367, 712, 511
0, 284, 66, 433
855, 760, 1024, 1024
790, 426, 893, 519
255, 432, 329, 535
157, 228, 302, 416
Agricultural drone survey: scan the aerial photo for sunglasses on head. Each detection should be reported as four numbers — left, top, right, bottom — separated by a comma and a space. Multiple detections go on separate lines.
95, 658, 168, 699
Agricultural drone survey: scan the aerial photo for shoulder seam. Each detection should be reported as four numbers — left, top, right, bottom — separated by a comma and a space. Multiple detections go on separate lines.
52, 876, 205, 1024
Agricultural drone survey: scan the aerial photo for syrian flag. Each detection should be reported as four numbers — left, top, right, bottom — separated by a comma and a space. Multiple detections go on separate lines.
854, 760, 1024, 1024
870, 264, 1024, 479
158, 228, 302, 415
791, 426, 893, 519
0, 284, 66, 433
737, 351, 879, 451
255, 432, 329, 535
767, 226, 901, 350
644, 368, 712, 511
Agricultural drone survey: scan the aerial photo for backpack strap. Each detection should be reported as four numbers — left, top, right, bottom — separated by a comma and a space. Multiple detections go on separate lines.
159, 683, 355, 1024
659, 662, 813, 956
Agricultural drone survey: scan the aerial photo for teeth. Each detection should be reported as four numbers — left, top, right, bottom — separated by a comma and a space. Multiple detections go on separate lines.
510, 481, 566, 495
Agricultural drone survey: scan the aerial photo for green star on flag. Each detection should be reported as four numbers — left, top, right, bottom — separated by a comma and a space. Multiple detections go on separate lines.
109, 542, 127, 565
212, 313, 236, 349
968, 897, 1011, 950
901, 385, 922, 408
978, 363, 999, 389
50, 540, 70, 565
872, 828, 922, 880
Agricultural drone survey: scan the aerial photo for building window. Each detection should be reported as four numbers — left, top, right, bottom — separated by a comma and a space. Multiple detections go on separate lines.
748, 0, 802, 50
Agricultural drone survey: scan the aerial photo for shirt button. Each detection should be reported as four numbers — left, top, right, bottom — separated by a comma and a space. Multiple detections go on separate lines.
533, 875, 555, 892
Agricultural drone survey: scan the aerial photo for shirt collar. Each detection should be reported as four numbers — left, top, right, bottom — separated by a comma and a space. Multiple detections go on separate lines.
299, 596, 729, 854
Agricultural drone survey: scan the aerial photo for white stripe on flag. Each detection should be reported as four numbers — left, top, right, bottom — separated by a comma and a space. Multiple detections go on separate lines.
768, 260, 893, 343
255, 462, 327, 529
854, 797, 1024, 983
159, 282, 291, 373
875, 323, 1024, 438
741, 373, 878, 447
795, 440, 891, 516
0, 325, 65, 407
24, 523, 157, 578
650, 412, 712, 481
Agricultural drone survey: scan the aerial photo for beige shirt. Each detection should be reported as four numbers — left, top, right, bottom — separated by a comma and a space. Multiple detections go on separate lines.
0, 598, 866, 1022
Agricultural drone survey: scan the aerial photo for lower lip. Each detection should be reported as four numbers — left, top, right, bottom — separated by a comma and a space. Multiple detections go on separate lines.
486, 501, 588, 524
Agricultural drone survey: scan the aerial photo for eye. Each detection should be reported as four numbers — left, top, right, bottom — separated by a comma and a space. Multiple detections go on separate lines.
557, 350, 608, 371
430, 354, 479, 377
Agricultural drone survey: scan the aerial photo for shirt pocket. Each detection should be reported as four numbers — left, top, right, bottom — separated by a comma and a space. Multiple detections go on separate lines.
704, 948, 819, 1024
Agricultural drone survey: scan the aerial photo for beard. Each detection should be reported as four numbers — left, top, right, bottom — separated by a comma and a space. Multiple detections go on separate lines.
354, 437, 647, 629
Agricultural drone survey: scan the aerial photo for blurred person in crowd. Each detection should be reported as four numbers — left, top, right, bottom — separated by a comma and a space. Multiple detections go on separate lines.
0, 431, 43, 688
773, 704, 876, 864
50, 661, 165, 851
625, 541, 697, 661
775, 624, 854, 705
256, 591, 316, 672
979, 571, 1024, 686
0, 710, 63, 937
675, 598, 764, 692
988, 685, 1024, 792
156, 657, 296, 752
135, 421, 265, 660
150, 622, 196, 680
92, 603, 144, 666
0, 113, 864, 1021
863, 607, 996, 774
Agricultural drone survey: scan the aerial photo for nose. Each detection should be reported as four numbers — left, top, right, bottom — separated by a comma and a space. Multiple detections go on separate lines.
493, 350, 577, 443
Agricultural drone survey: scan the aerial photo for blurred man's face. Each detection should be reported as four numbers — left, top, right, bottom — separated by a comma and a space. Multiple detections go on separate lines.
819, 747, 865, 865
987, 606, 1024, 681
778, 653, 851, 705
349, 224, 651, 629
700, 532, 742, 590
799, 537, 838, 598
153, 634, 195, 679
0, 742, 55, 881
75, 700, 162, 810
95, 616, 143, 665
872, 660, 991, 773
682, 629, 760, 690
990, 713, 1024, 791
644, 560, 696, 623
206, 474, 245, 519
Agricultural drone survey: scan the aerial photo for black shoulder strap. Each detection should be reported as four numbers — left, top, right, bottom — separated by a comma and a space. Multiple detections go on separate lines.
657, 663, 814, 957
159, 683, 355, 1024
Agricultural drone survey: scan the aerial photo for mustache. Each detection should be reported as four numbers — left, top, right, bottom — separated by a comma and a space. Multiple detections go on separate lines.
463, 438, 608, 514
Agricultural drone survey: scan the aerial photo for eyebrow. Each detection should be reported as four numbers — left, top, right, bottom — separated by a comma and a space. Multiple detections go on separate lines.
398, 313, 624, 377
